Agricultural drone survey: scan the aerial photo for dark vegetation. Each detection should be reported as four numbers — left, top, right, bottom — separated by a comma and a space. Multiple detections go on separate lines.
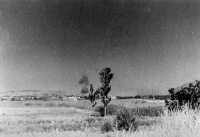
94, 104, 163, 118
134, 95, 170, 100
114, 107, 138, 132
89, 67, 114, 116
100, 121, 114, 133
166, 80, 200, 111
116, 96, 134, 99
95, 104, 162, 132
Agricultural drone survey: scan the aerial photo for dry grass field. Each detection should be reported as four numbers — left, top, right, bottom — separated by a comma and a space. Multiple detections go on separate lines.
0, 99, 163, 132
1, 99, 199, 137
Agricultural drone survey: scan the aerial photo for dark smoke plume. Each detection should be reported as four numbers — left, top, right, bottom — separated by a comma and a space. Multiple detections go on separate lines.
81, 87, 89, 94
79, 75, 89, 85
79, 75, 89, 94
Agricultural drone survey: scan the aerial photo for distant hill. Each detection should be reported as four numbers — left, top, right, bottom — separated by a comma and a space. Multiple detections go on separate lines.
175, 80, 199, 92
0, 90, 71, 97
21, 90, 41, 92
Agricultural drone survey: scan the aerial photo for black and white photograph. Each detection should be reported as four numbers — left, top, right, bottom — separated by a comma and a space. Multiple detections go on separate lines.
0, 0, 200, 136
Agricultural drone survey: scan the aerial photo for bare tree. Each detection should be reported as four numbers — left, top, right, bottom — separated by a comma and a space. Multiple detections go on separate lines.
89, 67, 114, 116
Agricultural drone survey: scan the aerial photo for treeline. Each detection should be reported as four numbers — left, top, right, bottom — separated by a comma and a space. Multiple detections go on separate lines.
166, 80, 200, 110
116, 95, 170, 100
116, 96, 134, 99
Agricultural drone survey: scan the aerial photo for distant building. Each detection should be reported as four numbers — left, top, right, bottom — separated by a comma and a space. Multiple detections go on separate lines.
63, 96, 79, 101
10, 96, 18, 101
1, 95, 11, 101
111, 96, 117, 100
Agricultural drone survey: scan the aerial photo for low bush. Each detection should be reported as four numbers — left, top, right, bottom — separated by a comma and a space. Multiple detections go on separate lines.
100, 121, 113, 133
94, 105, 104, 117
114, 107, 138, 132
24, 103, 33, 106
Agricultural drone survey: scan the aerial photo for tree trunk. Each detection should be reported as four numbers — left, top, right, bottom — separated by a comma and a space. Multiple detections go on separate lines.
104, 105, 107, 117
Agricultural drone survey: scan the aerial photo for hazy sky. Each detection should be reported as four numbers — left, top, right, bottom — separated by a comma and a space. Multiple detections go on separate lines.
1, 0, 200, 95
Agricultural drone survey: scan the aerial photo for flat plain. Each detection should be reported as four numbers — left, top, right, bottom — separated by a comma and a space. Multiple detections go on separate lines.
0, 99, 164, 136
1, 99, 200, 137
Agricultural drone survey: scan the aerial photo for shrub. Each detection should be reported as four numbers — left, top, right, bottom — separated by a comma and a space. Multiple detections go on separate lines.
100, 121, 113, 133
114, 107, 138, 132
94, 105, 104, 117
25, 103, 33, 106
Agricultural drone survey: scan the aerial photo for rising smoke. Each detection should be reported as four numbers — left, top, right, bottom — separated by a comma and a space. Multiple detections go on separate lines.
79, 75, 89, 94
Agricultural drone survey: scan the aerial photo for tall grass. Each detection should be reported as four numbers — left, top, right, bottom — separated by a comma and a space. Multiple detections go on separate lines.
0, 120, 88, 134
124, 107, 200, 137
0, 116, 112, 134
94, 104, 163, 117
2, 106, 200, 137
129, 106, 163, 117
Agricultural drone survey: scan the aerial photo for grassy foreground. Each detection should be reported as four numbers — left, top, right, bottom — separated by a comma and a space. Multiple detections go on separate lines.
2, 107, 200, 137
128, 108, 200, 137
